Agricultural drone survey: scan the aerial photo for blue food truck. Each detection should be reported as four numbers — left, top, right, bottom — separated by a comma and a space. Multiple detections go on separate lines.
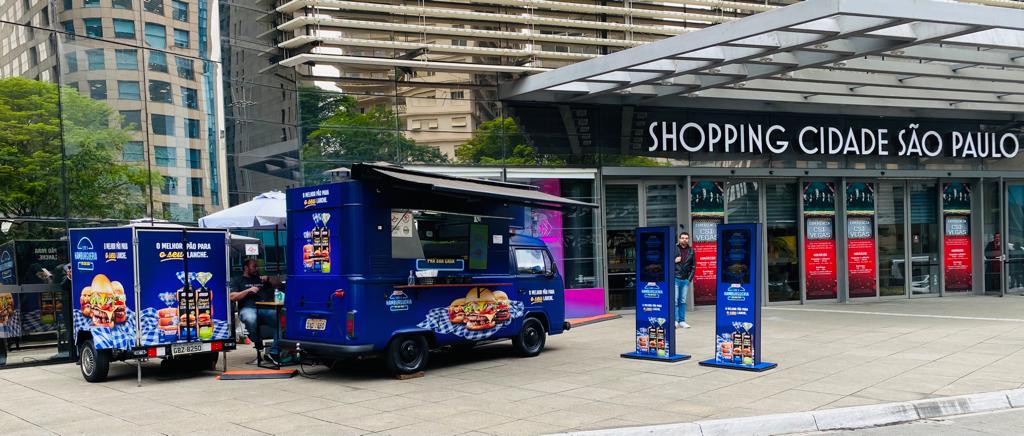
69, 225, 236, 382
280, 163, 594, 374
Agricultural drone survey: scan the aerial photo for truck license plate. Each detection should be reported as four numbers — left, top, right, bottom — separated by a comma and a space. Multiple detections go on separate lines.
305, 318, 326, 331
171, 342, 203, 356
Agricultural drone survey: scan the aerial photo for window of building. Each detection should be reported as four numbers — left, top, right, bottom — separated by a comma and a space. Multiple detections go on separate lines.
87, 80, 107, 100
428, 119, 439, 129
151, 114, 175, 136
188, 177, 203, 197
84, 18, 103, 38
144, 23, 165, 48
115, 49, 137, 70
172, 0, 188, 21
173, 29, 189, 48
185, 118, 200, 139
64, 52, 78, 73
181, 86, 197, 109
86, 48, 104, 70
148, 51, 168, 72
149, 80, 172, 103
452, 116, 467, 127
112, 0, 133, 9
122, 141, 144, 161
113, 19, 135, 39
144, 0, 164, 15
161, 176, 177, 195
63, 0, 72, 10
192, 204, 206, 219
155, 147, 176, 168
120, 110, 141, 130
61, 20, 74, 39
187, 148, 201, 168
450, 91, 465, 100
29, 47, 38, 67
411, 120, 422, 131
117, 80, 140, 100
84, 0, 99, 7
175, 56, 193, 79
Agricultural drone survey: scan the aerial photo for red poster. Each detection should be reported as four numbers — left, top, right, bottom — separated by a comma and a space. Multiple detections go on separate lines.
847, 232, 877, 298
944, 217, 972, 292
691, 218, 721, 305
803, 182, 837, 300
805, 234, 838, 299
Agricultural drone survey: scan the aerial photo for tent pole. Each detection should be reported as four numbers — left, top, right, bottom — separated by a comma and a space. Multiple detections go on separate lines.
274, 225, 281, 274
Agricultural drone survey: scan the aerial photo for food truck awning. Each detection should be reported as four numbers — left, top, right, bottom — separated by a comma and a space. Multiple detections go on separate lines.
351, 163, 597, 210
498, 0, 1024, 115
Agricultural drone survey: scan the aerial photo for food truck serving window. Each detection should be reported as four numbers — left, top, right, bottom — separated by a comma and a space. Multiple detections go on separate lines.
515, 249, 554, 276
390, 209, 489, 270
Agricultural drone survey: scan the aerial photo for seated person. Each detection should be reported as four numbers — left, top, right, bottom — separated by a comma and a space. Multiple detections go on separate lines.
229, 259, 281, 364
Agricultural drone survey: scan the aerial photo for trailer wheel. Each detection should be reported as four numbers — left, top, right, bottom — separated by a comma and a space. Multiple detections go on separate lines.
513, 318, 546, 357
385, 334, 429, 375
79, 339, 111, 383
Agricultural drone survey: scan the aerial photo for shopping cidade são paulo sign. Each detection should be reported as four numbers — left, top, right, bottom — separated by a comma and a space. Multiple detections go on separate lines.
647, 121, 1021, 159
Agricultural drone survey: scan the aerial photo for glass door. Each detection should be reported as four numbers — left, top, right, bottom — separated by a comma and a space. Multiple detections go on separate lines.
1005, 183, 1024, 295
983, 180, 1002, 295
766, 182, 800, 302
909, 182, 940, 296
605, 184, 640, 309
877, 181, 908, 297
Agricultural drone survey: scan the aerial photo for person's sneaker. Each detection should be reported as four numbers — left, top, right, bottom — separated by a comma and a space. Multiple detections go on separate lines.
264, 352, 281, 367
681, 322, 691, 329
674, 321, 682, 328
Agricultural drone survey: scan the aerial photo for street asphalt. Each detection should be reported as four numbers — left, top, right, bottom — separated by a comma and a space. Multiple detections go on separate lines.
1, 295, 1023, 435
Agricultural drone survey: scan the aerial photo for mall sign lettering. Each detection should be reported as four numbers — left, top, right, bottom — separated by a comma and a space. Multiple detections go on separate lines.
648, 122, 1020, 159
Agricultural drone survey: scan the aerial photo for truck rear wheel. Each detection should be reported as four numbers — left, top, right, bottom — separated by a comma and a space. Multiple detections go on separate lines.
385, 334, 429, 375
79, 339, 111, 383
513, 318, 546, 357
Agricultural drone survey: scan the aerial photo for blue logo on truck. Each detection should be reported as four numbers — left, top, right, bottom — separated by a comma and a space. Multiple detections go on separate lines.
386, 290, 412, 312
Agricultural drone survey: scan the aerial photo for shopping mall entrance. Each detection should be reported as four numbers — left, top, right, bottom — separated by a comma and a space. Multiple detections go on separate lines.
604, 177, 1024, 310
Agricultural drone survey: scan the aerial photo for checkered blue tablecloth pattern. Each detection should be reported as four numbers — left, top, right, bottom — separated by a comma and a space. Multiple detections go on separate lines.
73, 309, 138, 350
22, 310, 62, 334
138, 307, 229, 346
417, 301, 525, 340
0, 312, 20, 339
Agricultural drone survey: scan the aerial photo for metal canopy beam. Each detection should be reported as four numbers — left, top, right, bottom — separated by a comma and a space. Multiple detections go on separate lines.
499, 0, 1024, 116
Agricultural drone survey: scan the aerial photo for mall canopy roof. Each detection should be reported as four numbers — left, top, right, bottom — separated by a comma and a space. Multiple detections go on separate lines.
350, 163, 597, 210
499, 0, 1024, 115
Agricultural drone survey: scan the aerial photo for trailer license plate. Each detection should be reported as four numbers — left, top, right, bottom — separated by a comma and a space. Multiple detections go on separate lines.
306, 318, 326, 331
171, 342, 203, 356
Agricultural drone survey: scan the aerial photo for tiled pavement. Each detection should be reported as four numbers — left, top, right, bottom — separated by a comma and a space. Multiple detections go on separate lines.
2, 295, 1024, 435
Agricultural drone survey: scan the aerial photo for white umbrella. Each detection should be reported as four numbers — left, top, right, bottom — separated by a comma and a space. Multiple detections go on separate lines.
198, 191, 286, 229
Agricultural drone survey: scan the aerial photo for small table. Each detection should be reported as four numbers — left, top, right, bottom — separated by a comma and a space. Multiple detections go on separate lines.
254, 301, 284, 369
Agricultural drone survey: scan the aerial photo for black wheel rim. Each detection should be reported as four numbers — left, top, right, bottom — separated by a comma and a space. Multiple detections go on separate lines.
399, 339, 422, 368
524, 324, 541, 351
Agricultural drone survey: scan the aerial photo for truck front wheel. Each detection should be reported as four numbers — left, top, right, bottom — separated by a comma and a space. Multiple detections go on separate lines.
79, 339, 111, 383
513, 318, 546, 357
385, 334, 429, 375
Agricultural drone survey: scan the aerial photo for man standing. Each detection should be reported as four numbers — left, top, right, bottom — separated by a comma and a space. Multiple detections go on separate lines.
229, 259, 279, 364
674, 232, 695, 329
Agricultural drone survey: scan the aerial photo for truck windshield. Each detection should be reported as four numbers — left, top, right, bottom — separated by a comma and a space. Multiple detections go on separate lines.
390, 209, 489, 270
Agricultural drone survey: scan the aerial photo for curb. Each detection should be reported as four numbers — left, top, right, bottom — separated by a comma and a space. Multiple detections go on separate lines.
552, 388, 1024, 436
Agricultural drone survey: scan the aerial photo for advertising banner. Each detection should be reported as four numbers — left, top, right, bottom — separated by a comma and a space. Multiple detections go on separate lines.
622, 226, 689, 362
943, 182, 973, 292
288, 184, 341, 276
0, 243, 18, 339
691, 181, 724, 305
70, 228, 137, 350
699, 223, 775, 371
846, 183, 877, 298
803, 182, 838, 300
136, 229, 230, 347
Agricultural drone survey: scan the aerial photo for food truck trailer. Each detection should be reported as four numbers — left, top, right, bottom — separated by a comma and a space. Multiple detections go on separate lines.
280, 163, 595, 374
69, 226, 236, 382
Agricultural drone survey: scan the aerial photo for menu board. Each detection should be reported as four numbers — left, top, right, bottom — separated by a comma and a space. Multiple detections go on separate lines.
691, 181, 724, 305
621, 226, 689, 362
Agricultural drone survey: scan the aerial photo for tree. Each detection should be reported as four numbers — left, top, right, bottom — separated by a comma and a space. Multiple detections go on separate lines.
0, 77, 156, 229
300, 91, 448, 184
455, 117, 564, 166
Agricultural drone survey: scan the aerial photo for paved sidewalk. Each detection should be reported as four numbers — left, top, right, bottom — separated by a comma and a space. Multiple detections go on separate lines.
1, 295, 1023, 435
814, 407, 1024, 435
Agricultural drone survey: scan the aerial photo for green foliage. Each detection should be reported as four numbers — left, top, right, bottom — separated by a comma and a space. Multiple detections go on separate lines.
0, 77, 155, 226
454, 117, 564, 166
299, 89, 448, 184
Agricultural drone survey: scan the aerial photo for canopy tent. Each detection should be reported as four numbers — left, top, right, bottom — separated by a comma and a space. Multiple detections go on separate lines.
197, 192, 287, 272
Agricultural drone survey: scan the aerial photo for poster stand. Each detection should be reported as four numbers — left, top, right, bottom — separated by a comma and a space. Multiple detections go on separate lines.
621, 226, 690, 363
699, 223, 776, 372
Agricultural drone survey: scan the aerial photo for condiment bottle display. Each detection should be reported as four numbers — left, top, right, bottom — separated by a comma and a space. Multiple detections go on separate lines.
732, 329, 743, 363
176, 272, 197, 340
320, 213, 331, 273
311, 214, 322, 273
194, 272, 214, 340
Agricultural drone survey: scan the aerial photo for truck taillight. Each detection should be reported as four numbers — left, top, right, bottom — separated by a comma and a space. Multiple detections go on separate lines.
211, 341, 223, 352
334, 289, 345, 298
346, 310, 356, 339
147, 348, 157, 358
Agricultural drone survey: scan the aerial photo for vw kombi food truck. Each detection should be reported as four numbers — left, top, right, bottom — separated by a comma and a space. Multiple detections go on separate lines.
281, 163, 594, 374
69, 225, 236, 382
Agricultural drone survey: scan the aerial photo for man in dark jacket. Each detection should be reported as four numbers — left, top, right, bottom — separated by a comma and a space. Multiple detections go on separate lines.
674, 232, 695, 328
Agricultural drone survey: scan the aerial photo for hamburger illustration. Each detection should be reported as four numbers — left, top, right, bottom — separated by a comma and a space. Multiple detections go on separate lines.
463, 288, 497, 331
111, 281, 128, 323
87, 274, 116, 328
0, 293, 13, 324
80, 286, 94, 317
493, 291, 511, 322
447, 298, 467, 324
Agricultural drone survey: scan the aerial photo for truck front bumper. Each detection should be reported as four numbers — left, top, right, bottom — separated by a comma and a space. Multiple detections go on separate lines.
279, 339, 374, 359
